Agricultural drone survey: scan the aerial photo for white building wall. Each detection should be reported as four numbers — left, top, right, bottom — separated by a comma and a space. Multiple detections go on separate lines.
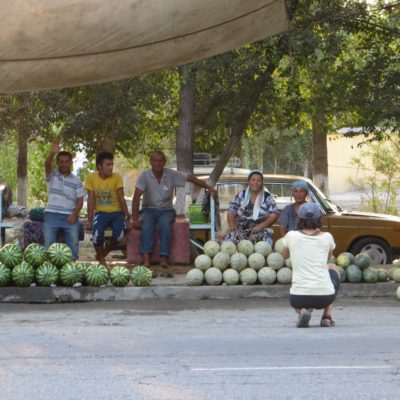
327, 133, 375, 194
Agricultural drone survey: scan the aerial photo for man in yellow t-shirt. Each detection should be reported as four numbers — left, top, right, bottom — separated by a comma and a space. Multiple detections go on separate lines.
85, 152, 131, 265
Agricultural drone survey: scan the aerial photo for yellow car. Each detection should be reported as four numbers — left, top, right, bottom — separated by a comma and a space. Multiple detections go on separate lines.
194, 173, 400, 264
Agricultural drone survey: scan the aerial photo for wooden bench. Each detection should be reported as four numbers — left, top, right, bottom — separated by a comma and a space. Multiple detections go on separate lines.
127, 219, 190, 265
0, 185, 13, 247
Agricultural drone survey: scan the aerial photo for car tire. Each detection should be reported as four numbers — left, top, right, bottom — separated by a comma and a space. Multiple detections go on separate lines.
349, 237, 392, 265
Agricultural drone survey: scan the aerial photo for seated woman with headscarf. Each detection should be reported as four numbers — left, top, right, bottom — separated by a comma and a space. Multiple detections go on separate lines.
279, 180, 309, 237
225, 170, 278, 246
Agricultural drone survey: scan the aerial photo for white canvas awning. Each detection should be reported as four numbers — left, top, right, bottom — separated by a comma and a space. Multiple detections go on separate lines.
0, 0, 290, 93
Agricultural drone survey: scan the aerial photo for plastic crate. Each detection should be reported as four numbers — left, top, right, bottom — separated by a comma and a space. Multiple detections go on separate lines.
188, 204, 209, 224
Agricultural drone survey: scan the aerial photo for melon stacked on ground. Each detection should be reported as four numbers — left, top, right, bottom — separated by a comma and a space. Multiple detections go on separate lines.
334, 251, 394, 284
187, 239, 400, 288
0, 242, 152, 288
187, 239, 292, 286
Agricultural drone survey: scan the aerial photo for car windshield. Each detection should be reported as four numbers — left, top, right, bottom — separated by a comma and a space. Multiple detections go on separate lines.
306, 183, 337, 213
217, 183, 247, 210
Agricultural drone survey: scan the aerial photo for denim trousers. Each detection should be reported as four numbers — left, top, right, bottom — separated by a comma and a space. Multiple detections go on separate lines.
43, 212, 80, 260
140, 208, 176, 256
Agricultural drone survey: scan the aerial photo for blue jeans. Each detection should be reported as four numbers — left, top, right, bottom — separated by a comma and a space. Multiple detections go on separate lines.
92, 211, 125, 246
43, 212, 80, 260
140, 208, 176, 256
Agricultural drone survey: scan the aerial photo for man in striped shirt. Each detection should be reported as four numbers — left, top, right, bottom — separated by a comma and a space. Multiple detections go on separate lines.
43, 140, 85, 260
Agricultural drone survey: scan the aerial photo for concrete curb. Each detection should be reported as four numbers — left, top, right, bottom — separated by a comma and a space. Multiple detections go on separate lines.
0, 282, 398, 303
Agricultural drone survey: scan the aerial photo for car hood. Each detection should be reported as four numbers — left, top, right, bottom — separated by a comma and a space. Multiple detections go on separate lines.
336, 210, 400, 222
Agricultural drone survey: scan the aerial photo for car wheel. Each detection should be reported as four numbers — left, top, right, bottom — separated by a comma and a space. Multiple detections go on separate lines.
349, 237, 392, 265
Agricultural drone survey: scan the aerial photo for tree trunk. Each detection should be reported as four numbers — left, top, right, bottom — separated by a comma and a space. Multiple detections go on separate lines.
207, 75, 270, 188
311, 112, 329, 194
303, 158, 312, 178
17, 128, 28, 207
175, 65, 196, 215
97, 133, 116, 153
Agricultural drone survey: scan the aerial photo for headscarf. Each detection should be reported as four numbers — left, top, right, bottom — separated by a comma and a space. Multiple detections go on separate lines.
242, 170, 265, 220
248, 169, 263, 181
292, 180, 309, 193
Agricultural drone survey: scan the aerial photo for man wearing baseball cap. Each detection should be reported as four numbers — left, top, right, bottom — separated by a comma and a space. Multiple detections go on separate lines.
281, 202, 340, 328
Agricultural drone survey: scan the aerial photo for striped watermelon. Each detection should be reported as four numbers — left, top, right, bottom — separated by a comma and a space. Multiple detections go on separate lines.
346, 264, 362, 283
362, 267, 378, 283
12, 262, 35, 287
109, 266, 131, 287
354, 253, 372, 269
24, 243, 47, 267
47, 243, 72, 267
342, 252, 356, 264
336, 253, 352, 269
75, 263, 90, 284
60, 263, 84, 286
0, 244, 23, 269
85, 264, 109, 286
377, 268, 388, 282
0, 263, 11, 286
36, 262, 59, 286
328, 255, 336, 264
131, 265, 152, 286
337, 266, 346, 283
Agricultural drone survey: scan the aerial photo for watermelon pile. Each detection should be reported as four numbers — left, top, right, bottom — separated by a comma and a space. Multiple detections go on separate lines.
332, 251, 397, 284
186, 240, 292, 286
0, 242, 152, 288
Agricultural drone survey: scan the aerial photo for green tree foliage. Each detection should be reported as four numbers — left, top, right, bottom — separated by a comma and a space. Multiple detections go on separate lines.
27, 140, 50, 207
59, 70, 179, 164
0, 135, 17, 192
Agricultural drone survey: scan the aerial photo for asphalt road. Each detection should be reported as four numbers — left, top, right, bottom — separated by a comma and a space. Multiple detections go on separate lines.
0, 298, 399, 400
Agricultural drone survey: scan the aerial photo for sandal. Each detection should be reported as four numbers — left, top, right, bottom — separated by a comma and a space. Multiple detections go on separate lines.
160, 265, 173, 278
296, 309, 312, 328
320, 315, 335, 327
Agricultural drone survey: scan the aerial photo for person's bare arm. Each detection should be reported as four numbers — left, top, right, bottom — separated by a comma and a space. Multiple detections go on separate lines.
86, 190, 95, 231
279, 224, 288, 237
251, 213, 279, 234
116, 188, 132, 231
131, 187, 144, 229
67, 196, 84, 224
186, 175, 218, 198
227, 211, 238, 232
44, 140, 60, 178
281, 246, 290, 259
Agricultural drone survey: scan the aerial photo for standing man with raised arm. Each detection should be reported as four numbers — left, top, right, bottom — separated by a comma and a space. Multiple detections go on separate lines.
131, 150, 217, 278
44, 139, 85, 261
85, 151, 131, 265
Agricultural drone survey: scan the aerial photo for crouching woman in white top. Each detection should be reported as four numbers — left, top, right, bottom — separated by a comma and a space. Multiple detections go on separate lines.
281, 202, 340, 328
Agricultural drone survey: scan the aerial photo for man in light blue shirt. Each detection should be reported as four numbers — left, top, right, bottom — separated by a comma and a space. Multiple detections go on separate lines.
43, 140, 85, 260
